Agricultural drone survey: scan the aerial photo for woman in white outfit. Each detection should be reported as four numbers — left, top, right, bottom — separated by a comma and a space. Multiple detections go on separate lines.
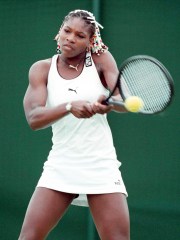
19, 9, 130, 240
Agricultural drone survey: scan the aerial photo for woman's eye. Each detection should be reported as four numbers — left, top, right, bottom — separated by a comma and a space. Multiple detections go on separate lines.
78, 35, 85, 38
64, 29, 70, 33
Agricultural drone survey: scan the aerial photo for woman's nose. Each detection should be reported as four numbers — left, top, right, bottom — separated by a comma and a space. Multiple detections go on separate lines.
67, 34, 75, 43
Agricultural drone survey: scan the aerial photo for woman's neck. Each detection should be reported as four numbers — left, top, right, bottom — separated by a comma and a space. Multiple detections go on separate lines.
59, 52, 86, 72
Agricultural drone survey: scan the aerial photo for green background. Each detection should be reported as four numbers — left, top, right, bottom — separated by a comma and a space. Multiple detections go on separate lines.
0, 0, 179, 239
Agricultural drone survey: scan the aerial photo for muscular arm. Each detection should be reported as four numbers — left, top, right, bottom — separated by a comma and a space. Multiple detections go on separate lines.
23, 60, 69, 130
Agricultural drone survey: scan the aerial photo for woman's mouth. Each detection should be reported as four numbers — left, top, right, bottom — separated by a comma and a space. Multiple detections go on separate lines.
63, 44, 74, 50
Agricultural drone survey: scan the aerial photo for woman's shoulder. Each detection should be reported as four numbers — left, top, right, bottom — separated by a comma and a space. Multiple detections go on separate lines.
30, 57, 52, 72
28, 57, 54, 84
92, 50, 118, 72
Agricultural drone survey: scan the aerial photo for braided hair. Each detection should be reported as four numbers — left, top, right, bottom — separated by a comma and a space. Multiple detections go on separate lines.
55, 9, 108, 55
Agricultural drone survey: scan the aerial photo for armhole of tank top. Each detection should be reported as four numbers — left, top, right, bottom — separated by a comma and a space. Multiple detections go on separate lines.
47, 54, 58, 84
51, 54, 58, 70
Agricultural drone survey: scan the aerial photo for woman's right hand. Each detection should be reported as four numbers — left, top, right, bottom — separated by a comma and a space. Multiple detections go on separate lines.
70, 101, 95, 118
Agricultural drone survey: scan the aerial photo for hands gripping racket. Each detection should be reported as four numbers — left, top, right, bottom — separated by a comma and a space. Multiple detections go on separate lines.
104, 55, 174, 114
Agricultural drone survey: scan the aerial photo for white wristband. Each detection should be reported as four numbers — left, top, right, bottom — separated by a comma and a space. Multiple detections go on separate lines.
65, 102, 72, 112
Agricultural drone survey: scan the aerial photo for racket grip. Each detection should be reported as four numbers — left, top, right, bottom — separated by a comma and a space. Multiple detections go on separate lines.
107, 98, 124, 107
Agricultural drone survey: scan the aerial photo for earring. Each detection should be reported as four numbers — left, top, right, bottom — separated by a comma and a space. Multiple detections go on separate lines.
86, 45, 91, 52
56, 44, 61, 54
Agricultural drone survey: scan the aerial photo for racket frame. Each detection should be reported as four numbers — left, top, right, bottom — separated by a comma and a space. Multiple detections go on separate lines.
106, 55, 174, 114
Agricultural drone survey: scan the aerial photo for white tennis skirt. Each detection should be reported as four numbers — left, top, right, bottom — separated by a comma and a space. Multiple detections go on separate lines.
37, 158, 128, 207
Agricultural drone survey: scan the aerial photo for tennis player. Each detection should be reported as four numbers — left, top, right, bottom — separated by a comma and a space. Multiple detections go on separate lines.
18, 9, 130, 240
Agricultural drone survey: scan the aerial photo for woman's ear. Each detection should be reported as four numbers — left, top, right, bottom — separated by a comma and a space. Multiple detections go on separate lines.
89, 37, 94, 45
86, 37, 93, 52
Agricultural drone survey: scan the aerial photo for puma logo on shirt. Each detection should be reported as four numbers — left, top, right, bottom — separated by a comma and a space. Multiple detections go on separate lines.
68, 88, 77, 94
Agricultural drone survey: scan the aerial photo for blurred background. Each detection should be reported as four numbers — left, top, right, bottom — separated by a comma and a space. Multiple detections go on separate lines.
0, 0, 179, 239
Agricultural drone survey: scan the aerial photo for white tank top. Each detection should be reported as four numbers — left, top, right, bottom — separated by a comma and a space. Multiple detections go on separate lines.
47, 52, 116, 158
37, 52, 126, 207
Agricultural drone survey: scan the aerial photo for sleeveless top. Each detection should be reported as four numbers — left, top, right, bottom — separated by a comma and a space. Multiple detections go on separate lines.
37, 52, 127, 207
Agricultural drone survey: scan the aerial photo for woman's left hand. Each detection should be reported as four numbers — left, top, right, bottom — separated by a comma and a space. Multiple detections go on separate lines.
92, 95, 113, 114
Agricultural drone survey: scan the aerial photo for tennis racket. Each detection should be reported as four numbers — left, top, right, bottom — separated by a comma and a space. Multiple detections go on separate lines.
104, 55, 174, 114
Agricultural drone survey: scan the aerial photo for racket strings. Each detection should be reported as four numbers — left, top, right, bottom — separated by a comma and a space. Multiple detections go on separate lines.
121, 59, 171, 113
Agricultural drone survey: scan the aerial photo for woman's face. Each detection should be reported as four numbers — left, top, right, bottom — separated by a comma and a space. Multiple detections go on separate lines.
59, 17, 92, 57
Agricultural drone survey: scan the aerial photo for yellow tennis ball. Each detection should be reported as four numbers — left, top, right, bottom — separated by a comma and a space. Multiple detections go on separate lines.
125, 96, 144, 112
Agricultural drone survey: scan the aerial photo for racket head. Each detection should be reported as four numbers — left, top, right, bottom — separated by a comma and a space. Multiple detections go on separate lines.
117, 55, 174, 114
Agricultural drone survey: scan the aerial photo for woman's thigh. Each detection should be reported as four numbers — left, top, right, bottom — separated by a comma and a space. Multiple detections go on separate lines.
87, 193, 130, 240
19, 187, 76, 240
